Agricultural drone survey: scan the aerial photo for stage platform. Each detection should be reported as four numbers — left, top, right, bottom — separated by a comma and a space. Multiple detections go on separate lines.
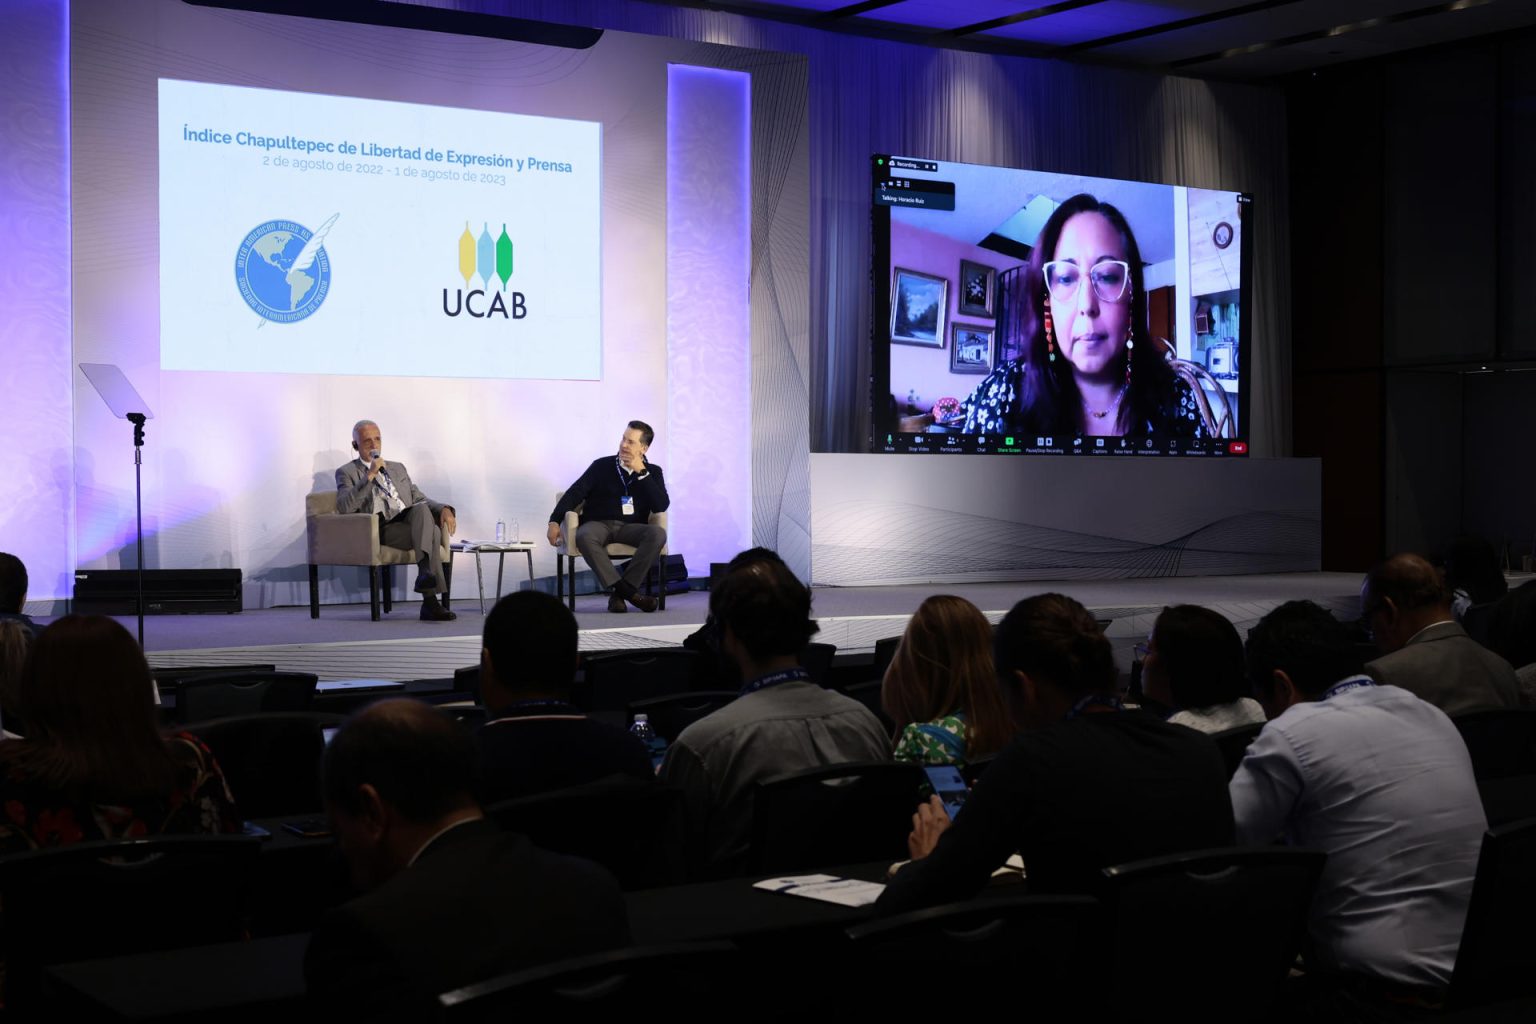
83, 572, 1372, 685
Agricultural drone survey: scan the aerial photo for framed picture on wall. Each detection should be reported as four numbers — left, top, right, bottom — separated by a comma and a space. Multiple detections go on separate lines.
957, 259, 996, 318
890, 267, 947, 347
950, 324, 994, 374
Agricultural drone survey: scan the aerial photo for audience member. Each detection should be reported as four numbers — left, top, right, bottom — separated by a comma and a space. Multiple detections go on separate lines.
881, 594, 1013, 766
659, 554, 888, 873
0, 620, 29, 736
305, 699, 628, 1019
681, 545, 791, 689
1231, 600, 1485, 996
0, 552, 37, 641
1139, 604, 1265, 734
475, 590, 651, 802
878, 594, 1232, 913
1487, 579, 1536, 704
0, 615, 240, 853
1361, 553, 1520, 713
1441, 534, 1508, 620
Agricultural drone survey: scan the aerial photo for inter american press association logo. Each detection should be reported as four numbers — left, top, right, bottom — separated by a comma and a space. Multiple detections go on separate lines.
234, 213, 338, 324
444, 221, 526, 319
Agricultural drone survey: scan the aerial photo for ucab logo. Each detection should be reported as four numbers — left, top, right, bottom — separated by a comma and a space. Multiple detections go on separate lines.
443, 221, 527, 320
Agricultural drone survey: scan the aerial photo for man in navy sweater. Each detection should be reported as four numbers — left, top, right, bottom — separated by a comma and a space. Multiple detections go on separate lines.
547, 421, 669, 613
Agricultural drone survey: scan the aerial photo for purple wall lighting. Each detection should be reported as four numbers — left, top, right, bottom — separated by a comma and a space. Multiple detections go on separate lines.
1, 0, 75, 605
666, 63, 752, 570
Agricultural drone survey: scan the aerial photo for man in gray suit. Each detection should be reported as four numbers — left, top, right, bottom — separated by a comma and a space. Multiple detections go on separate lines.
1361, 552, 1521, 714
336, 420, 458, 622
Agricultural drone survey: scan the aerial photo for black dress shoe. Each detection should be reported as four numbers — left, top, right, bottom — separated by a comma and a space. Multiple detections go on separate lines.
626, 593, 659, 613
608, 592, 628, 613
420, 598, 457, 622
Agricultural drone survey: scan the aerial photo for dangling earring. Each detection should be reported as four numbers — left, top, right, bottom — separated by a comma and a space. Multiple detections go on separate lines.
1124, 322, 1135, 386
1044, 298, 1056, 362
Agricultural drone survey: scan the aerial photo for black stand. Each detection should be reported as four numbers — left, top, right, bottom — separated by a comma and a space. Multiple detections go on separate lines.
78, 363, 155, 650
127, 413, 147, 648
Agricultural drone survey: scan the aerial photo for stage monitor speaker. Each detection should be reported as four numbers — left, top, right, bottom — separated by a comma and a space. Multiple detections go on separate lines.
73, 569, 243, 615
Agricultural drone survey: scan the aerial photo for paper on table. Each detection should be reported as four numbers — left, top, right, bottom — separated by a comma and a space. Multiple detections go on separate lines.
753, 874, 886, 907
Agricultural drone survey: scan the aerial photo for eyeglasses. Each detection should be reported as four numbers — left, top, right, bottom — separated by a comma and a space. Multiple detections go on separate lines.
1043, 259, 1131, 305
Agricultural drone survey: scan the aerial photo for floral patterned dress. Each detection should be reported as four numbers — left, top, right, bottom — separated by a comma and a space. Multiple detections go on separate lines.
960, 359, 1210, 438
893, 713, 969, 767
0, 733, 242, 854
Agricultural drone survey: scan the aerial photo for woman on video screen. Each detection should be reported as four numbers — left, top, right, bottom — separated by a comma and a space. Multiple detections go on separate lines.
960, 194, 1206, 440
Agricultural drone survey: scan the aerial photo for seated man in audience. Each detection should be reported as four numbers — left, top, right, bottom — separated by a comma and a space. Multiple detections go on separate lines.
0, 553, 37, 641
1231, 600, 1486, 997
1361, 552, 1520, 713
305, 699, 628, 1018
659, 555, 888, 873
476, 590, 652, 802
878, 593, 1232, 913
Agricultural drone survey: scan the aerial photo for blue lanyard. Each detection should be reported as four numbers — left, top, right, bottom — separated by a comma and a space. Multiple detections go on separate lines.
1065, 693, 1124, 720
1322, 676, 1375, 701
741, 667, 810, 696
501, 698, 579, 716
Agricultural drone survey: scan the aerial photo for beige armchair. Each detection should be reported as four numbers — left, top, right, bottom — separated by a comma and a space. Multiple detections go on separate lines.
305, 492, 452, 621
553, 494, 668, 612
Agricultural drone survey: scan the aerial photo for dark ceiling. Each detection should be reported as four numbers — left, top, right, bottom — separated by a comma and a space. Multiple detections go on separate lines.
644, 0, 1536, 79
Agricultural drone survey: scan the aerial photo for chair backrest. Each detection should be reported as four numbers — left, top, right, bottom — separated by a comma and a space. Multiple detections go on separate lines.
844, 893, 1104, 1012
0, 834, 261, 1010
175, 670, 319, 724
751, 761, 926, 874
439, 941, 741, 1019
1449, 816, 1536, 1008
802, 641, 836, 687
306, 491, 338, 517
577, 649, 705, 712
190, 711, 345, 817
1210, 722, 1265, 779
872, 635, 902, 681
838, 679, 893, 735
486, 777, 685, 889
626, 691, 738, 745
1100, 845, 1325, 1011
1453, 709, 1536, 780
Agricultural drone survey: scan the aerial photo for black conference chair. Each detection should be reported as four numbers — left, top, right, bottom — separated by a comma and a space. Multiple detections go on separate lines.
844, 893, 1104, 1012
1211, 721, 1265, 778
626, 690, 737, 744
1453, 709, 1536, 780
1101, 846, 1325, 1014
487, 776, 685, 889
801, 641, 836, 687
1448, 816, 1536, 1009
576, 649, 704, 713
191, 711, 344, 817
750, 761, 926, 874
439, 941, 740, 1020
871, 635, 902, 682
836, 679, 893, 735
174, 670, 319, 724
0, 835, 261, 1011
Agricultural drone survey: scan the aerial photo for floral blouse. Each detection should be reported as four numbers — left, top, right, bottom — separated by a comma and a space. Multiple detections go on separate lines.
959, 359, 1209, 439
893, 713, 969, 767
0, 733, 242, 854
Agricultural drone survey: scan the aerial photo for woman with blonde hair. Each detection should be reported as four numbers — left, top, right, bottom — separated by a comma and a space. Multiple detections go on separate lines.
882, 595, 1013, 766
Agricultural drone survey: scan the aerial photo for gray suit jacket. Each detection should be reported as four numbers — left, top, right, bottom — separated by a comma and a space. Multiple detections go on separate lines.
334, 458, 447, 519
1364, 620, 1521, 715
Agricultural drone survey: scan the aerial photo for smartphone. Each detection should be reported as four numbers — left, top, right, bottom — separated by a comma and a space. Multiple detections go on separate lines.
923, 764, 969, 820
282, 817, 332, 838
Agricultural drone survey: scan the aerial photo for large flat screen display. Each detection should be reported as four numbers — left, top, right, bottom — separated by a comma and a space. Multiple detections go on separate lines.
872, 155, 1252, 458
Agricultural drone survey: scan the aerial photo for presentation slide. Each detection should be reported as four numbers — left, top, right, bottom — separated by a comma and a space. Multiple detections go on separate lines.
158, 78, 602, 380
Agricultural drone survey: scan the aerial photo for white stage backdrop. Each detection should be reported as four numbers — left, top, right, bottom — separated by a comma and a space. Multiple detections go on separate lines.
57, 0, 808, 606
810, 454, 1322, 586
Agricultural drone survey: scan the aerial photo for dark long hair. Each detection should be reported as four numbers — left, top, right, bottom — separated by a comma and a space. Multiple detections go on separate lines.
3, 615, 180, 801
1004, 193, 1180, 436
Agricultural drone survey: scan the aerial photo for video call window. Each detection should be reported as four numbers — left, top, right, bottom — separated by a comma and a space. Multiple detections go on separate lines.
871, 156, 1253, 458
